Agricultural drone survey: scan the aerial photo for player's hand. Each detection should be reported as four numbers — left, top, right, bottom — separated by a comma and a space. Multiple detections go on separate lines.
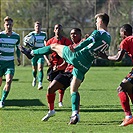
17, 58, 21, 66
98, 52, 108, 59
69, 45, 75, 52
53, 65, 58, 71
47, 62, 51, 67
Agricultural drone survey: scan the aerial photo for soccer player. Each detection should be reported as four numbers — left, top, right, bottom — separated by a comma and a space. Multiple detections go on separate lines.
45, 24, 72, 107
26, 21, 47, 90
98, 24, 133, 126
20, 13, 111, 124
41, 28, 82, 121
0, 16, 21, 108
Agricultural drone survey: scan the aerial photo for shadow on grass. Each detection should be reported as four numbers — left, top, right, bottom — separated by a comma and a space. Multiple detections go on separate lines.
2, 78, 19, 81
76, 120, 121, 125
4, 99, 45, 107
2, 102, 123, 113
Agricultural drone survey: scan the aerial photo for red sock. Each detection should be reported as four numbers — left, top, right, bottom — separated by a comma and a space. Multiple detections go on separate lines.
128, 93, 133, 104
47, 93, 56, 110
118, 92, 132, 116
58, 89, 64, 102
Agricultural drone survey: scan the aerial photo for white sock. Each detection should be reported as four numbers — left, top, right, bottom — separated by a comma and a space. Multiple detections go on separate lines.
125, 115, 132, 119
72, 110, 78, 116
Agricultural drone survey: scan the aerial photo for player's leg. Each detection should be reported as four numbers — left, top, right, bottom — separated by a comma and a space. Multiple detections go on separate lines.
58, 89, 65, 107
128, 93, 133, 104
37, 57, 45, 90
0, 62, 14, 108
57, 72, 73, 107
31, 44, 64, 58
31, 57, 37, 87
50, 43, 65, 58
0, 74, 13, 108
41, 79, 64, 121
118, 78, 133, 126
69, 76, 81, 124
0, 77, 2, 86
126, 71, 133, 104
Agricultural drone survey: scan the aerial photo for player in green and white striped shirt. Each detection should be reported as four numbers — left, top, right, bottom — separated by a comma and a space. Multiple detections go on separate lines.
0, 16, 21, 108
25, 21, 47, 90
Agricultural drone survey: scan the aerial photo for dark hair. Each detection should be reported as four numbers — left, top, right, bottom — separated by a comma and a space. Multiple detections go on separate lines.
95, 13, 109, 26
121, 24, 132, 36
34, 21, 41, 25
4, 16, 13, 23
54, 24, 62, 28
71, 28, 81, 35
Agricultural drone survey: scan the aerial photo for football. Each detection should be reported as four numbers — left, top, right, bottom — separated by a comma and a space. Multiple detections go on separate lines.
23, 34, 36, 48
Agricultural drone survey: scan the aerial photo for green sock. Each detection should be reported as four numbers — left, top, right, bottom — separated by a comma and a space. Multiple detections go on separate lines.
1, 90, 9, 102
33, 46, 52, 55
32, 70, 37, 78
71, 92, 80, 111
38, 70, 43, 82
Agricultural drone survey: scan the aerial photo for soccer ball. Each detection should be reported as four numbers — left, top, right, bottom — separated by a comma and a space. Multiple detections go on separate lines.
23, 34, 36, 48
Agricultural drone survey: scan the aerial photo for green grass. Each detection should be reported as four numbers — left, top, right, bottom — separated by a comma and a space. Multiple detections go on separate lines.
0, 66, 133, 133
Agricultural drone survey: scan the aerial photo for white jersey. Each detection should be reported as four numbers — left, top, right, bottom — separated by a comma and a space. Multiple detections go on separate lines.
0, 31, 20, 61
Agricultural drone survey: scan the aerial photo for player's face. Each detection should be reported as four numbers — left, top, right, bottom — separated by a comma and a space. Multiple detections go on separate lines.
34, 23, 41, 33
54, 25, 63, 36
95, 17, 102, 30
70, 29, 81, 43
4, 20, 13, 33
120, 28, 125, 40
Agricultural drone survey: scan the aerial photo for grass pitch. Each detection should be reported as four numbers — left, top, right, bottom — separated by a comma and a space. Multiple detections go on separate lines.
0, 66, 133, 133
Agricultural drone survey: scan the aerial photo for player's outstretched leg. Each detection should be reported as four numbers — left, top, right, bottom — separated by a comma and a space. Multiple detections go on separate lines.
19, 46, 33, 59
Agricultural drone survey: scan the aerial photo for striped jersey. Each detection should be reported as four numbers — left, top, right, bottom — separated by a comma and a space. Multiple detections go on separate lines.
0, 31, 20, 61
28, 31, 47, 49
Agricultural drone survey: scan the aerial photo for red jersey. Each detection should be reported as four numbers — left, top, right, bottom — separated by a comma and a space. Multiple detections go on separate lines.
120, 36, 133, 61
46, 36, 72, 69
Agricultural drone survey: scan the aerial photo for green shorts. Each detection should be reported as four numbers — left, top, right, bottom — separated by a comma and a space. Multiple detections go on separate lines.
62, 46, 92, 80
31, 55, 45, 66
0, 60, 15, 77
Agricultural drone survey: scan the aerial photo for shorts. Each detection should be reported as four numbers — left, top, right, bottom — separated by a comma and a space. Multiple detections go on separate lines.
47, 67, 64, 81
31, 55, 45, 66
125, 69, 133, 83
0, 60, 15, 77
119, 69, 133, 94
62, 46, 92, 80
54, 71, 73, 89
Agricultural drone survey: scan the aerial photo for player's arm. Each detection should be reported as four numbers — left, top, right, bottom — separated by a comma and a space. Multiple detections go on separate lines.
74, 37, 93, 52
74, 30, 99, 52
44, 55, 51, 67
99, 49, 126, 62
16, 36, 21, 65
108, 49, 125, 61
43, 40, 51, 67
16, 45, 21, 65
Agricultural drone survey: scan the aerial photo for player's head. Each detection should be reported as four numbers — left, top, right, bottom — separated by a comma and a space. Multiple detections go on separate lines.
70, 28, 82, 43
95, 13, 109, 29
34, 21, 41, 33
120, 24, 132, 39
54, 24, 63, 36
4, 16, 13, 32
